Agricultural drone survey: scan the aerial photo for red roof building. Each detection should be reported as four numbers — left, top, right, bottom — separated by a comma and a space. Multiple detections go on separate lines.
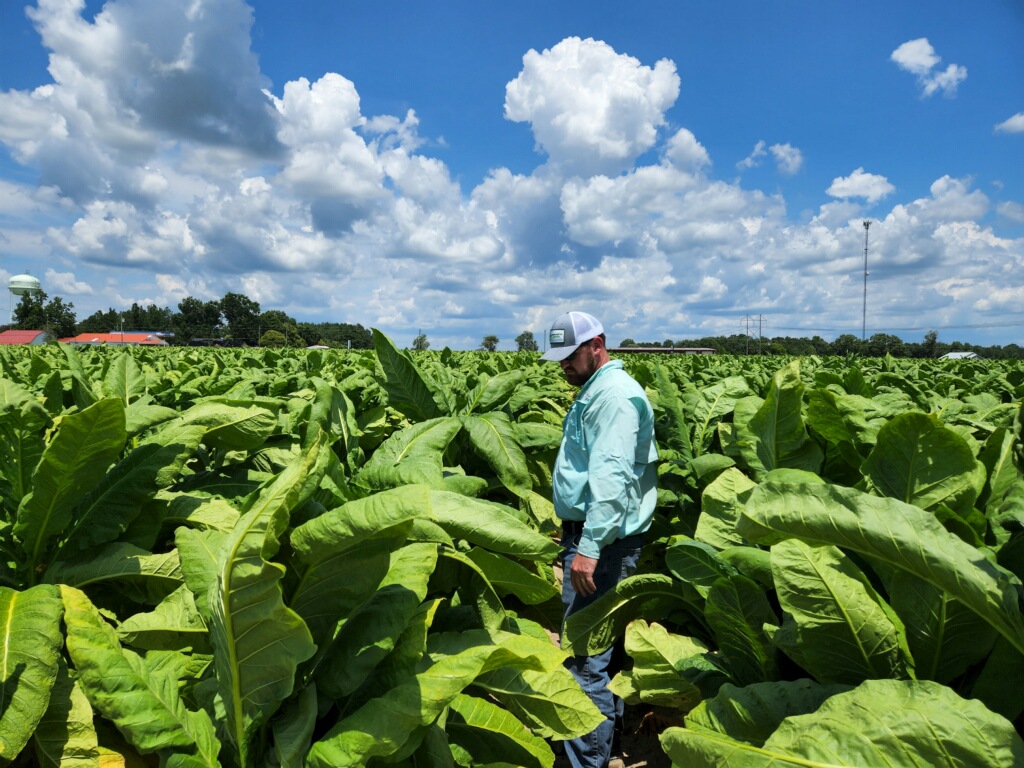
0, 329, 51, 345
61, 332, 170, 346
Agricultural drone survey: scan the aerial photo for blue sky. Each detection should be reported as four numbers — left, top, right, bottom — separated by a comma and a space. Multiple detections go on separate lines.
1, 0, 1022, 349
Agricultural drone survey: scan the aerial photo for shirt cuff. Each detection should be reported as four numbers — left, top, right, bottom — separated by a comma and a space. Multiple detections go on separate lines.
577, 535, 602, 560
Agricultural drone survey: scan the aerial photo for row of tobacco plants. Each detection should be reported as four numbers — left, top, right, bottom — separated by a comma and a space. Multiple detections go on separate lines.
1, 338, 1023, 767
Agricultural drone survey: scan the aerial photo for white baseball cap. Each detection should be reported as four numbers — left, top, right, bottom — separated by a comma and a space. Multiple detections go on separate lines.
540, 311, 604, 361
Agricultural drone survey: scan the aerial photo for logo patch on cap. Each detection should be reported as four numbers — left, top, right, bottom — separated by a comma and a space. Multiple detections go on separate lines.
550, 329, 565, 345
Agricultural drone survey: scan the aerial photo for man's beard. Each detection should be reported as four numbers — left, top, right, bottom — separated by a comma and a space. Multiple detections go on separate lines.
563, 367, 593, 387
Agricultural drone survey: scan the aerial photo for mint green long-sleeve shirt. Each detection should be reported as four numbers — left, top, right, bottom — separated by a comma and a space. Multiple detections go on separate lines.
552, 360, 659, 559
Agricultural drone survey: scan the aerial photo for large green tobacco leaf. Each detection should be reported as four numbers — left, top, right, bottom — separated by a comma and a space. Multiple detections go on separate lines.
654, 364, 692, 460
464, 547, 559, 604
978, 426, 1021, 515
354, 417, 462, 490
887, 570, 997, 684
694, 468, 757, 549
461, 411, 533, 496
270, 683, 317, 768
304, 377, 362, 465
170, 402, 277, 451
317, 543, 438, 698
970, 636, 1024, 721
660, 679, 1024, 767
289, 486, 428, 648
123, 396, 179, 438
767, 539, 909, 684
665, 540, 741, 596
306, 632, 548, 767
15, 398, 127, 583
60, 427, 206, 553
705, 574, 779, 686
117, 585, 210, 652
680, 679, 848, 748
0, 377, 51, 512
805, 389, 889, 455
562, 574, 705, 656
385, 724, 454, 768
437, 548, 509, 631
474, 649, 604, 740
61, 586, 221, 765
373, 329, 447, 421
0, 585, 63, 763
689, 376, 754, 457
606, 620, 707, 711
429, 490, 559, 560
44, 543, 183, 604
191, 447, 320, 766
739, 480, 1024, 657
728, 361, 823, 479
102, 351, 147, 406
862, 411, 984, 511
465, 369, 526, 414
32, 657, 98, 768
446, 692, 554, 768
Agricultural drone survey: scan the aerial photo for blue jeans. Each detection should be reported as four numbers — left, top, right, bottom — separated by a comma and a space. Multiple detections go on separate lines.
560, 530, 643, 768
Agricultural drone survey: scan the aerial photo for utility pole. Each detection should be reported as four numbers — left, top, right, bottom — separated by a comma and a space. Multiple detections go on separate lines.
743, 314, 766, 354
862, 220, 871, 341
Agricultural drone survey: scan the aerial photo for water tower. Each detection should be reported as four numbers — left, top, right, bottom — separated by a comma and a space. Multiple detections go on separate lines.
9, 273, 42, 322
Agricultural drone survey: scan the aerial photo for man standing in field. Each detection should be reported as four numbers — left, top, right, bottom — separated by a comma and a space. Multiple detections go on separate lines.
541, 311, 659, 768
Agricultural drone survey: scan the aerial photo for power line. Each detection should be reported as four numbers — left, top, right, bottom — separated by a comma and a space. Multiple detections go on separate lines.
772, 319, 1024, 333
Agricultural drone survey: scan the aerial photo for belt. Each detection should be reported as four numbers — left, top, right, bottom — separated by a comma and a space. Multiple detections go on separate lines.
560, 519, 644, 546
561, 519, 585, 536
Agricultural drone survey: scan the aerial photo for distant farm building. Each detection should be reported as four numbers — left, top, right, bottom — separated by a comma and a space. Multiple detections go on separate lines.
940, 351, 981, 360
62, 332, 171, 346
0, 329, 51, 345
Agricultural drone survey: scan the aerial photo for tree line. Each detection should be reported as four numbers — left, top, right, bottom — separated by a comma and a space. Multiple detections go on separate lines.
7, 290, 1021, 358
5, 290, 372, 348
618, 330, 1024, 359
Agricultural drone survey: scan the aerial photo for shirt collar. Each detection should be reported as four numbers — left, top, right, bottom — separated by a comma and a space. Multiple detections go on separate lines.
576, 359, 623, 399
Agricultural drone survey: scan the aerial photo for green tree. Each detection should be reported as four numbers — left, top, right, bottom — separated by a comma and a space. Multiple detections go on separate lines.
295, 322, 373, 348
259, 329, 288, 347
480, 335, 499, 352
220, 292, 261, 344
13, 291, 47, 330
14, 291, 77, 338
412, 332, 430, 351
77, 308, 119, 334
173, 297, 223, 343
619, 338, 636, 347
866, 333, 906, 358
515, 331, 539, 352
921, 330, 939, 358
831, 334, 862, 355
46, 296, 78, 338
142, 303, 173, 331
260, 309, 305, 346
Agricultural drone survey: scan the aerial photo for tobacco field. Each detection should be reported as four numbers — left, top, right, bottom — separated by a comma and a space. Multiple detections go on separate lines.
1, 335, 1023, 767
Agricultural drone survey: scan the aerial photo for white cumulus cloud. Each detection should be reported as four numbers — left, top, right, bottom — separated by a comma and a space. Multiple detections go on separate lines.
44, 268, 94, 295
504, 37, 680, 176
890, 38, 967, 98
736, 142, 802, 176
994, 113, 1024, 134
769, 143, 803, 176
827, 168, 895, 204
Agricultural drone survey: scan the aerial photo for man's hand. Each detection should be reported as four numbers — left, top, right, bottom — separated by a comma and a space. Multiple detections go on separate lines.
570, 553, 599, 597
